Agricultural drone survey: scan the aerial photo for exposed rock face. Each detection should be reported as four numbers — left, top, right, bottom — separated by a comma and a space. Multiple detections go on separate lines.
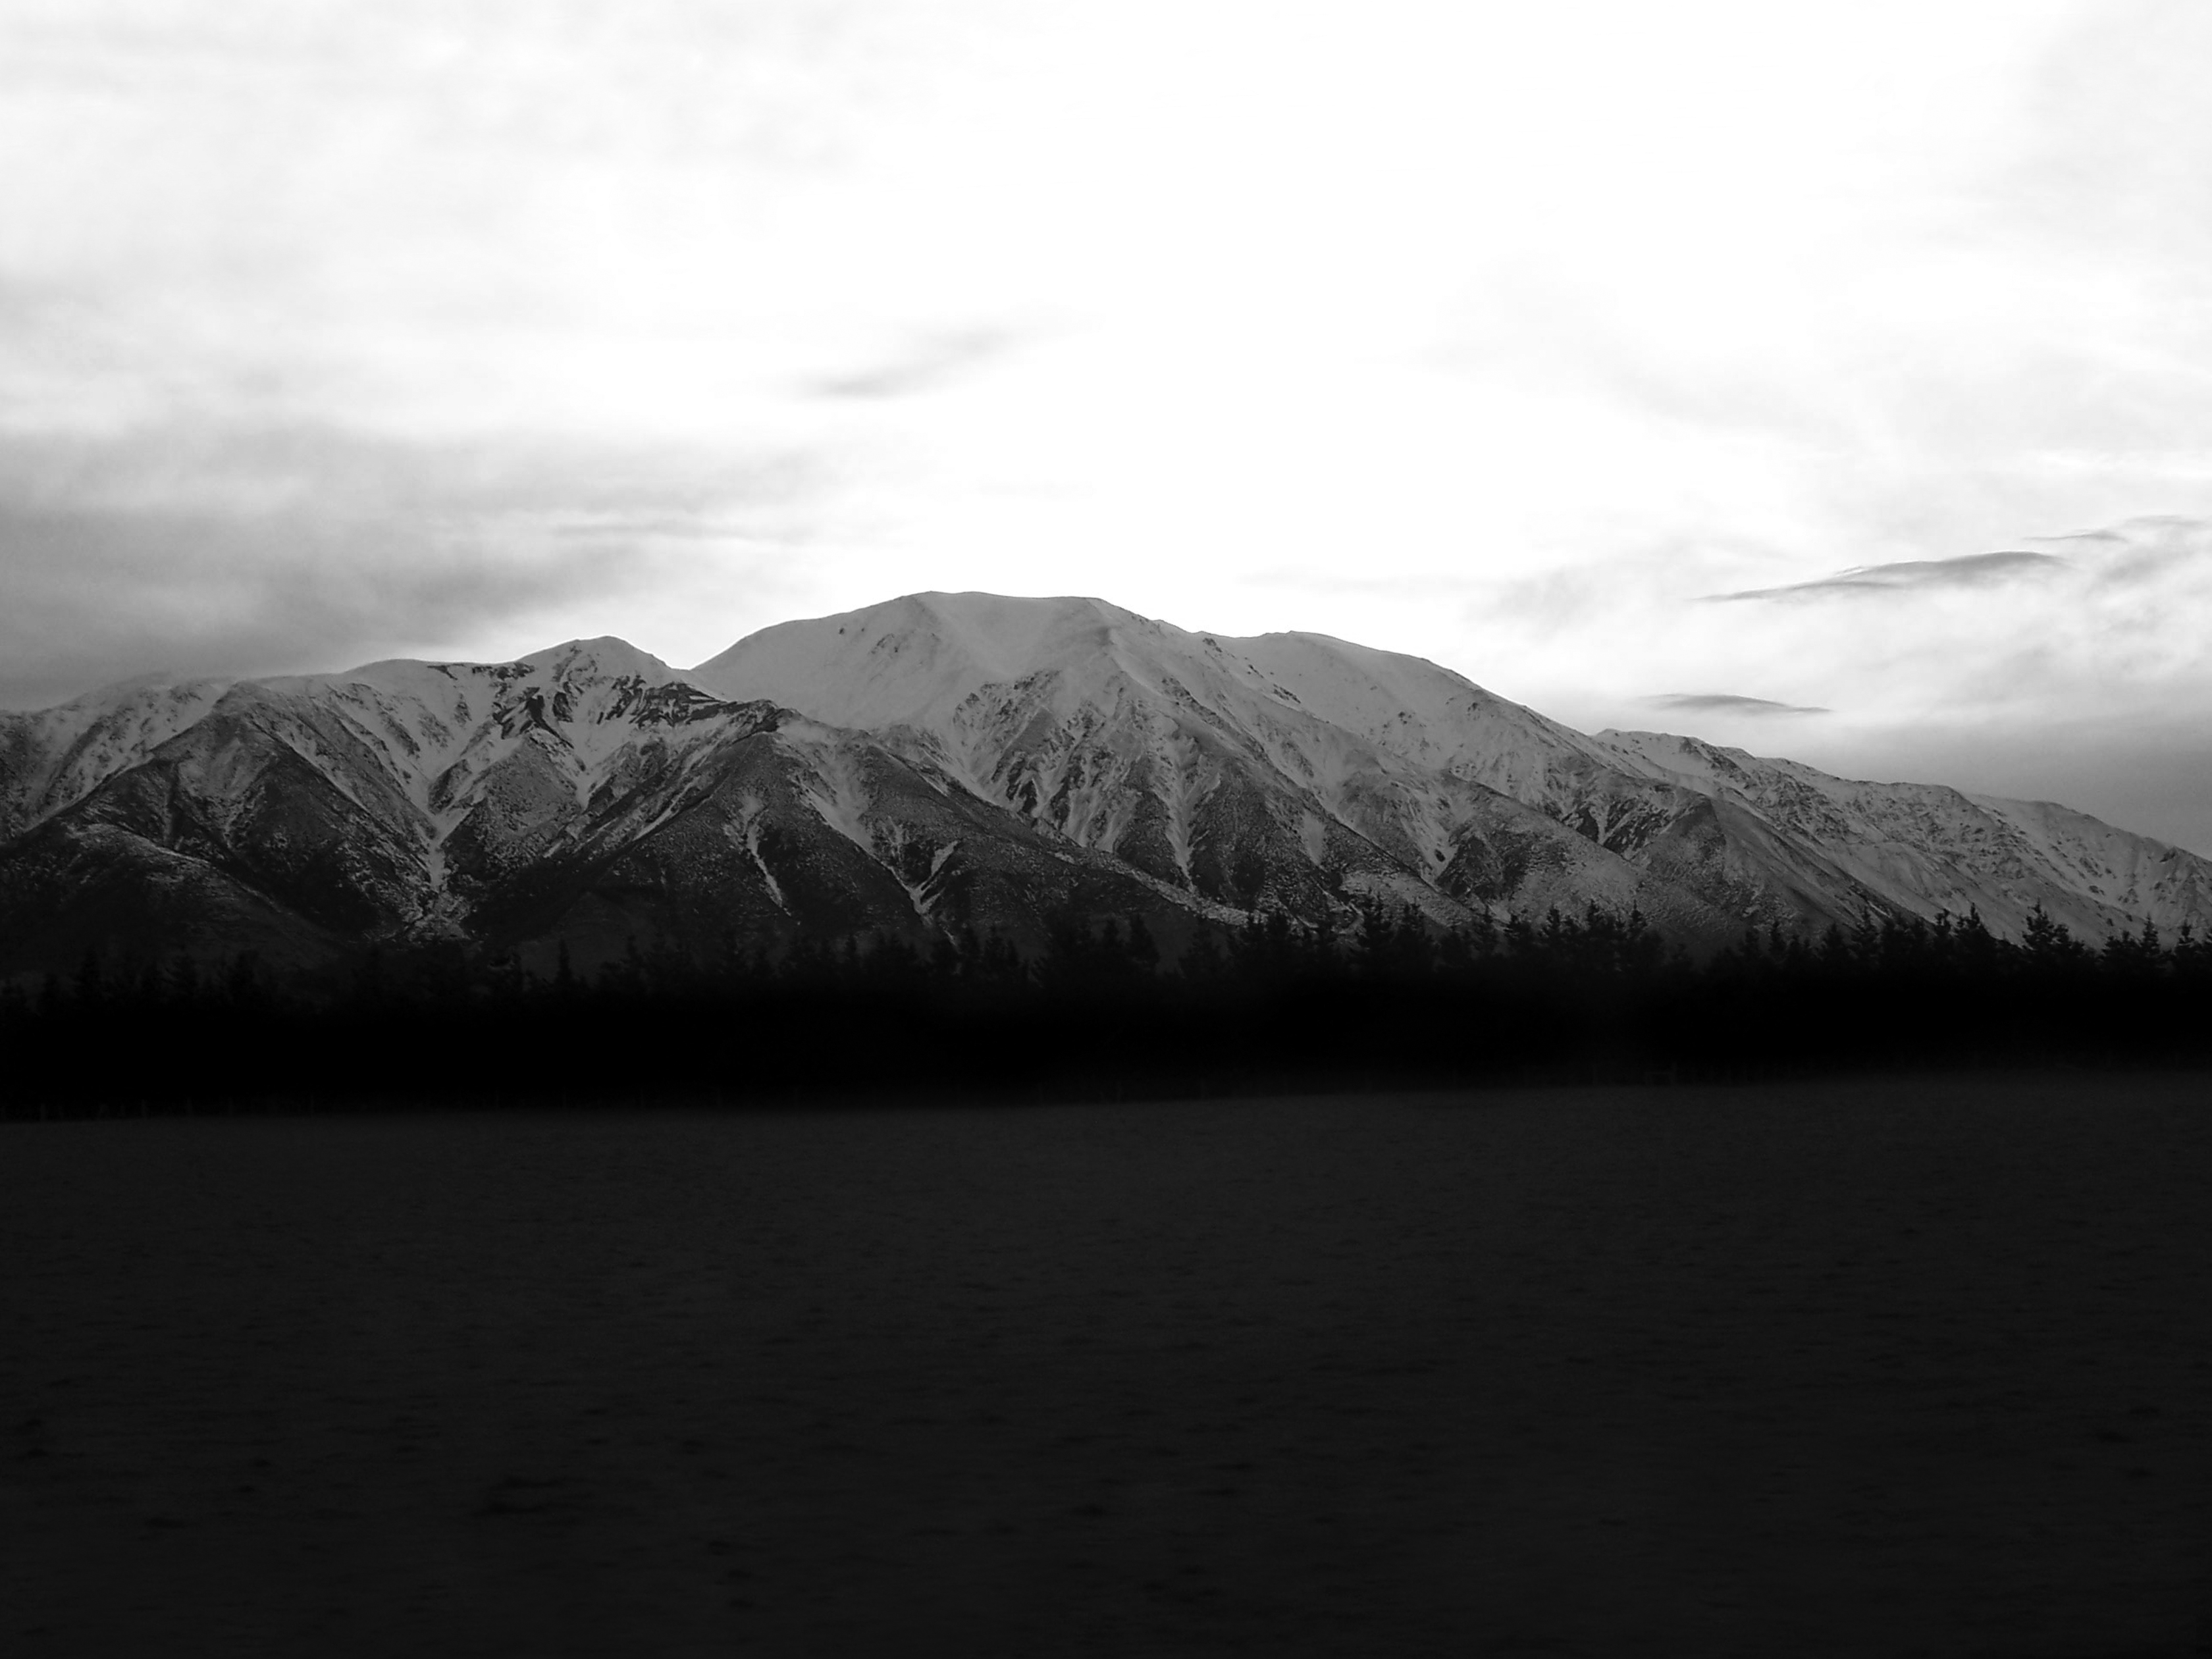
1, 593, 2203, 974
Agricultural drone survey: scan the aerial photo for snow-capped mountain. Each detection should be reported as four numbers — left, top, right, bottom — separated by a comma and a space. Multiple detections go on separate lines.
694, 592, 2211, 944
1590, 730, 2211, 941
0, 674, 234, 846
694, 592, 1682, 932
2, 591, 2204, 975
0, 631, 1191, 973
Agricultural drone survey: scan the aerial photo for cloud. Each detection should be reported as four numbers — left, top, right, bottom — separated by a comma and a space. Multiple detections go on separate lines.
1245, 567, 1490, 600
545, 515, 808, 542
2036, 515, 2212, 590
810, 330, 1024, 400
0, 422, 823, 710
1643, 693, 1830, 716
1707, 551, 2069, 602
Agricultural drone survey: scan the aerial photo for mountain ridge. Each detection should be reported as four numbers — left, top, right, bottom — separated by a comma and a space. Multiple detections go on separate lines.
1, 591, 2203, 976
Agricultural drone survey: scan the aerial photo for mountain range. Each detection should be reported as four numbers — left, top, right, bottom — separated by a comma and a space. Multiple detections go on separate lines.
3, 591, 2205, 977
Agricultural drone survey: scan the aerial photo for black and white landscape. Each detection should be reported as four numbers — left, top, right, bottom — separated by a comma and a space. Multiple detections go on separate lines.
7, 5, 2212, 1656
4, 590, 2204, 979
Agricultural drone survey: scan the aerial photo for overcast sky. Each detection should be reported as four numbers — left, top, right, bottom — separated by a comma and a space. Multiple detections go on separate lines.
6, 1, 2212, 851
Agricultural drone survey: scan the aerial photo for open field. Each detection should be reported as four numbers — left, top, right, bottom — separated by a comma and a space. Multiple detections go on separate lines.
3, 1075, 2208, 1656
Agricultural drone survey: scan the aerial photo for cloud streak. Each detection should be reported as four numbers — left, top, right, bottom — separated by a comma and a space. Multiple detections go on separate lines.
809, 330, 1026, 400
1643, 693, 1830, 716
1707, 552, 2070, 602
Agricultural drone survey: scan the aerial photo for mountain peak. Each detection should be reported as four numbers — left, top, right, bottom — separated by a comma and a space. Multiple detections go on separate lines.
692, 591, 1157, 728
315, 636, 688, 699
51, 670, 236, 715
512, 635, 689, 685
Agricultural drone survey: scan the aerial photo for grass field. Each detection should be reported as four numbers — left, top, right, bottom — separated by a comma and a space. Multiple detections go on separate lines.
3, 1074, 2207, 1656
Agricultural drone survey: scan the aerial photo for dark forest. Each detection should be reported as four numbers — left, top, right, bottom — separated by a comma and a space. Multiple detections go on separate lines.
7, 903, 2207, 1117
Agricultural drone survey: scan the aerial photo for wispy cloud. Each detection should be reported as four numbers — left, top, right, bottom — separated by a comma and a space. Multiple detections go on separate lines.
2033, 516, 2212, 591
0, 423, 823, 710
1708, 551, 2069, 602
810, 330, 1024, 400
1643, 693, 1830, 716
545, 515, 809, 543
1246, 567, 1489, 599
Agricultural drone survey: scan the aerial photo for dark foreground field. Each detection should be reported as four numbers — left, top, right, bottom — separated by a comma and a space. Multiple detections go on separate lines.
3, 1076, 2207, 1657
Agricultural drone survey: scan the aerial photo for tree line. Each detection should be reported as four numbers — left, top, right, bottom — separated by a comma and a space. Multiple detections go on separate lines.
3, 902, 2206, 1116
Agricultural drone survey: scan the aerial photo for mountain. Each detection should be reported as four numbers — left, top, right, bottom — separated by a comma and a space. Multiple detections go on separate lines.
0, 633, 1194, 976
0, 673, 235, 847
695, 594, 1680, 932
696, 592, 2210, 945
1591, 731, 2212, 941
1, 591, 2204, 977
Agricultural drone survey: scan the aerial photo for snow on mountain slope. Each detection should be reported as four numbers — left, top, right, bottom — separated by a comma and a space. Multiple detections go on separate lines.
698, 592, 2211, 943
288, 637, 720, 817
1594, 730, 2212, 939
0, 629, 1210, 972
0, 675, 234, 843
696, 594, 1670, 845
693, 592, 1126, 731
693, 593, 1848, 937
1228, 630, 1634, 799
1972, 795, 2212, 928
6, 591, 2201, 974
0, 639, 763, 966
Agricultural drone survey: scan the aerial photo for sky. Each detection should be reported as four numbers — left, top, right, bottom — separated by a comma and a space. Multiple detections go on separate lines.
5, 0, 2212, 851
